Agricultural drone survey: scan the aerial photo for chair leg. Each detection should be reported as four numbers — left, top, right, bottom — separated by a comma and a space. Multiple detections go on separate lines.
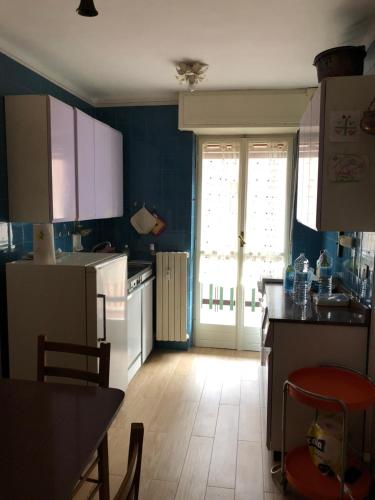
98, 434, 110, 500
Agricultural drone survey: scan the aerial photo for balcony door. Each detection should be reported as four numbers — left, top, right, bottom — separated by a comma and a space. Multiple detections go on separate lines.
195, 136, 293, 350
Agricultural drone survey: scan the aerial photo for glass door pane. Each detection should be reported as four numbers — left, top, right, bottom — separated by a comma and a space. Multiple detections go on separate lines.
240, 140, 289, 350
195, 137, 291, 351
196, 140, 240, 348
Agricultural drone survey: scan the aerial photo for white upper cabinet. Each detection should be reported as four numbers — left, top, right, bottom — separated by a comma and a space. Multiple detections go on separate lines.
5, 95, 123, 223
297, 75, 375, 231
94, 119, 123, 219
5, 95, 76, 223
75, 110, 123, 220
75, 108, 96, 221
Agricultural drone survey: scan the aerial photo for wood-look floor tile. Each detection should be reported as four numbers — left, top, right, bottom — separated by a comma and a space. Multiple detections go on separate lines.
205, 486, 235, 499
239, 359, 260, 381
220, 362, 241, 405
108, 424, 130, 476
141, 479, 178, 500
140, 431, 167, 480
150, 398, 198, 434
240, 380, 260, 406
238, 404, 261, 441
193, 373, 222, 437
235, 440, 263, 499
193, 399, 220, 437
164, 373, 205, 402
154, 402, 199, 482
112, 395, 159, 430
175, 436, 213, 500
208, 405, 239, 489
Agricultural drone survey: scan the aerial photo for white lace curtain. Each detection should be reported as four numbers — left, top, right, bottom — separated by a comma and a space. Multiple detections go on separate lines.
199, 140, 289, 289
199, 141, 240, 287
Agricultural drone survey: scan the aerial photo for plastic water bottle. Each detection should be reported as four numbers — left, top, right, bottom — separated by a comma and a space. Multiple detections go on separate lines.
283, 263, 294, 294
293, 253, 309, 305
316, 249, 333, 295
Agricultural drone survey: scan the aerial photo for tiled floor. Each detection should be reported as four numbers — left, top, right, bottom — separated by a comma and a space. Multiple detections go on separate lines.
78, 347, 299, 499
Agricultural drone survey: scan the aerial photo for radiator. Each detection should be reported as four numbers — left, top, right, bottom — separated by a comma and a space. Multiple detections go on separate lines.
156, 252, 188, 342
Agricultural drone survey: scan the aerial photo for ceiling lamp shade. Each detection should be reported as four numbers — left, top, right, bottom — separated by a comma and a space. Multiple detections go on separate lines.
76, 0, 98, 17
176, 61, 208, 92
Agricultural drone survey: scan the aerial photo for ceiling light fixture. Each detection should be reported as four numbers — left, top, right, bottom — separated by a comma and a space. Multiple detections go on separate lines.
176, 61, 208, 92
76, 0, 98, 17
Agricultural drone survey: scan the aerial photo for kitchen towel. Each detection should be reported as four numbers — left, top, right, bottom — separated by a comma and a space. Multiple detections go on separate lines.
33, 223, 56, 264
130, 207, 157, 234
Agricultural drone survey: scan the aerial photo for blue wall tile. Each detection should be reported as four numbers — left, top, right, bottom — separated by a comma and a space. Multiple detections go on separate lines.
291, 219, 323, 267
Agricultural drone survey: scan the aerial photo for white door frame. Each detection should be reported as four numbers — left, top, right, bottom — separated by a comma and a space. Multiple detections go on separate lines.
193, 135, 294, 349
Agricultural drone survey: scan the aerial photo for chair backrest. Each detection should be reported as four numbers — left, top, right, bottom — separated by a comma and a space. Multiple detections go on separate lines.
37, 335, 111, 388
114, 423, 144, 500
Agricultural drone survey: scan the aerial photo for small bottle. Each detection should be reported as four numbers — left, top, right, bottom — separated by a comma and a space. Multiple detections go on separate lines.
293, 253, 309, 305
284, 263, 294, 294
316, 249, 333, 295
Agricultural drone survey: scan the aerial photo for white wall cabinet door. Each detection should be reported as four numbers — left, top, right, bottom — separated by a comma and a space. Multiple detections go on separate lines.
5, 95, 76, 223
110, 128, 124, 218
75, 109, 96, 221
49, 96, 76, 222
94, 120, 123, 219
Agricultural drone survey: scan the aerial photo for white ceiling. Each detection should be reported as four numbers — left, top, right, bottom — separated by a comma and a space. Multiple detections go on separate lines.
0, 0, 374, 106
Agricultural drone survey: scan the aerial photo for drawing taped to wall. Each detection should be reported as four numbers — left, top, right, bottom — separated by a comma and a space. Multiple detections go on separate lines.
329, 153, 368, 182
329, 110, 360, 142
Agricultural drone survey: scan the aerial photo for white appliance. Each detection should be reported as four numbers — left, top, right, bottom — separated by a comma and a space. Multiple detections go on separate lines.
6, 252, 128, 390
127, 262, 154, 382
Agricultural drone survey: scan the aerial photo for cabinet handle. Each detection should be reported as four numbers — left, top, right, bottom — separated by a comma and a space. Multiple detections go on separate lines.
97, 293, 107, 342
238, 231, 246, 247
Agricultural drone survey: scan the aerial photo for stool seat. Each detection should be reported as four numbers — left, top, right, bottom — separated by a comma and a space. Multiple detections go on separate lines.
288, 366, 375, 412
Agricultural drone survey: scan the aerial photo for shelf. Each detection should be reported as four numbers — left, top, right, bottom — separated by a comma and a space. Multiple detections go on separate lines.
285, 446, 371, 500
288, 367, 375, 412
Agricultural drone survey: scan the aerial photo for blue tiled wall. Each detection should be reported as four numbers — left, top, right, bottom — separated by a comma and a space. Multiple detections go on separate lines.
291, 219, 323, 266
95, 106, 196, 345
0, 53, 103, 374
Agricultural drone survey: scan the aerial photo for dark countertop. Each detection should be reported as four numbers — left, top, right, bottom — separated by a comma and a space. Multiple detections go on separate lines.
263, 280, 369, 326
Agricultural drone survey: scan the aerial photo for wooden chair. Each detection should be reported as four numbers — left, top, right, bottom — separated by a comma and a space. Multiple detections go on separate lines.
114, 423, 144, 500
37, 335, 111, 499
37, 334, 110, 387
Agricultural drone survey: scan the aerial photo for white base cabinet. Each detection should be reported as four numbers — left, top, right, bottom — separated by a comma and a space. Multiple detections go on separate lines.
127, 287, 142, 383
265, 322, 368, 452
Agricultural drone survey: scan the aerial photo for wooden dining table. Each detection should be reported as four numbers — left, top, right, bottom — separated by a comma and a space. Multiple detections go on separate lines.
0, 378, 124, 500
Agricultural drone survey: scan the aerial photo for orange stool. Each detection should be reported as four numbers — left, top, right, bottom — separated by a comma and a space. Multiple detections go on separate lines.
280, 366, 375, 499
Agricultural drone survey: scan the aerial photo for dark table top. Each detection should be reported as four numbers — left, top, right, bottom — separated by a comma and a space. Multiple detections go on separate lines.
0, 379, 124, 500
264, 281, 369, 326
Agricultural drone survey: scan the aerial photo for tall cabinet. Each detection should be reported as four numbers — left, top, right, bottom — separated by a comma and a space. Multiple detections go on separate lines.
297, 75, 375, 231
